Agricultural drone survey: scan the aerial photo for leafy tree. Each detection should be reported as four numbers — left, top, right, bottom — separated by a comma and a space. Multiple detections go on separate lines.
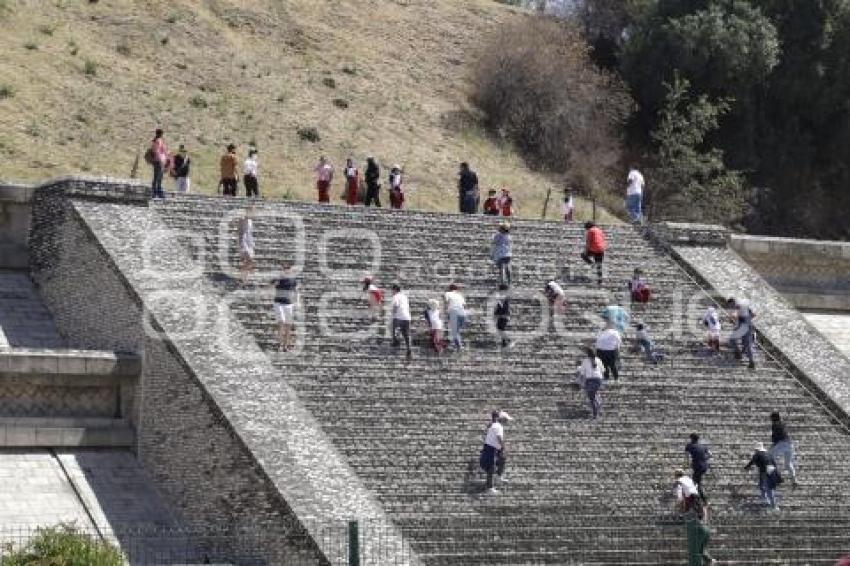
647, 75, 746, 226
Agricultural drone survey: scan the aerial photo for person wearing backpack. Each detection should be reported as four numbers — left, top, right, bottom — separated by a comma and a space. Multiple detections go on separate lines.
220, 144, 239, 196
685, 433, 711, 503
744, 442, 782, 509
171, 144, 191, 193
147, 128, 168, 199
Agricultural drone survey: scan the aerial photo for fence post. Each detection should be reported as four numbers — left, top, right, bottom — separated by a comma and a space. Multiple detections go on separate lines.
348, 520, 360, 566
592, 198, 597, 222
685, 517, 704, 566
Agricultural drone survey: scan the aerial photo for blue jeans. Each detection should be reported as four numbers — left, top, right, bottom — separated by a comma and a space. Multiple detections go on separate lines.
770, 440, 797, 483
626, 194, 641, 222
151, 161, 164, 198
496, 257, 511, 286
449, 311, 466, 349
759, 476, 777, 507
638, 338, 660, 364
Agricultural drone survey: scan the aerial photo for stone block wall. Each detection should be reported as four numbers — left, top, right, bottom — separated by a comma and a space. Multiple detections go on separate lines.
0, 182, 34, 269
730, 234, 850, 310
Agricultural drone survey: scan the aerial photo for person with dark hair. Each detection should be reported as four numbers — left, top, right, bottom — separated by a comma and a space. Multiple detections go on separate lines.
271, 264, 299, 351
562, 190, 574, 223
675, 470, 715, 565
726, 297, 757, 369
685, 433, 711, 503
444, 283, 467, 351
148, 128, 168, 199
479, 410, 513, 494
314, 155, 334, 203
595, 323, 622, 380
344, 157, 359, 205
458, 162, 479, 214
576, 346, 603, 419
628, 268, 651, 304
634, 322, 663, 364
494, 283, 512, 349
220, 143, 238, 196
769, 411, 798, 487
581, 221, 606, 286
483, 189, 500, 215
243, 148, 259, 198
545, 279, 567, 315
701, 306, 722, 354
744, 442, 782, 509
364, 156, 381, 207
390, 284, 412, 359
171, 144, 191, 193
389, 164, 404, 209
490, 222, 512, 287
424, 299, 445, 354
626, 166, 645, 223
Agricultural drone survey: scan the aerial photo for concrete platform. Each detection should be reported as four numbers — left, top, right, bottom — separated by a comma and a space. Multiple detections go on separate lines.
803, 311, 850, 359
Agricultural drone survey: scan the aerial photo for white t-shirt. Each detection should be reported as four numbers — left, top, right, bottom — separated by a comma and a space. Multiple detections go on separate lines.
426, 309, 443, 330
315, 163, 333, 182
676, 476, 699, 501
484, 421, 504, 449
391, 293, 411, 321
562, 197, 574, 215
244, 156, 258, 177
578, 357, 604, 381
703, 307, 721, 333
547, 281, 565, 298
444, 291, 466, 314
627, 169, 645, 196
595, 328, 622, 351
238, 218, 254, 252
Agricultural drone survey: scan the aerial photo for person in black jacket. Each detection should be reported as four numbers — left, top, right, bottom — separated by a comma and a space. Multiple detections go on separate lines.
171, 144, 191, 193
769, 411, 798, 487
685, 433, 711, 503
458, 162, 479, 214
744, 442, 781, 509
364, 156, 381, 207
494, 283, 512, 348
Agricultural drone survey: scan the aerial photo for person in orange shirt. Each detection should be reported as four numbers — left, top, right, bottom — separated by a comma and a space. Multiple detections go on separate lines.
581, 221, 607, 286
220, 143, 238, 196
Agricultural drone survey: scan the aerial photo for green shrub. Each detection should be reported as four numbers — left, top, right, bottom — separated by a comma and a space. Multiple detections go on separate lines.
189, 95, 208, 109
2, 525, 123, 565
116, 40, 131, 56
24, 41, 38, 50
38, 24, 55, 36
332, 98, 349, 109
0, 84, 13, 99
84, 59, 97, 76
321, 77, 336, 89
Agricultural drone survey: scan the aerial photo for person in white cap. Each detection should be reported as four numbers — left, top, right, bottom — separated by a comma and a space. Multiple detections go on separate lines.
744, 441, 781, 509
479, 410, 513, 494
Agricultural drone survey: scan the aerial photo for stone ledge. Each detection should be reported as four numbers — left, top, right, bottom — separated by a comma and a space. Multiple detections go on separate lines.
0, 182, 35, 203
0, 349, 141, 378
0, 418, 134, 447
649, 222, 730, 248
34, 175, 150, 203
731, 234, 850, 260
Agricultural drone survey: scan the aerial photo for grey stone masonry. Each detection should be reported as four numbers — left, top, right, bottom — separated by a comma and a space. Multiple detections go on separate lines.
0, 272, 66, 349
672, 244, 850, 423
43, 196, 415, 564
0, 182, 34, 269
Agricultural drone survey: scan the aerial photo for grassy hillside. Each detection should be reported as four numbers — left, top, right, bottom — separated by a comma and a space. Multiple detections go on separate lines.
0, 0, 618, 222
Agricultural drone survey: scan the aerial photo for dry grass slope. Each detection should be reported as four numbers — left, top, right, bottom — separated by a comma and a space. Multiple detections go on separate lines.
0, 0, 618, 222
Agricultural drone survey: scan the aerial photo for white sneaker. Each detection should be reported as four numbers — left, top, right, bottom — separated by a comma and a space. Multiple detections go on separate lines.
498, 475, 509, 484
484, 487, 499, 495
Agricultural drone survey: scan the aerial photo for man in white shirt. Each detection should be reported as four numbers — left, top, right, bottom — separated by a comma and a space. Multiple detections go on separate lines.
626, 167, 645, 223
595, 326, 622, 380
479, 410, 513, 494
243, 149, 259, 197
390, 284, 412, 359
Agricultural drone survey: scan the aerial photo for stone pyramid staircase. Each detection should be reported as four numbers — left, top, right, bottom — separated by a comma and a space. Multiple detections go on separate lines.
151, 195, 850, 565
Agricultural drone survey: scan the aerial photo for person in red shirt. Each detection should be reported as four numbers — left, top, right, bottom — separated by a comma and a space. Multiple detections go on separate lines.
344, 158, 359, 205
482, 189, 500, 215
498, 188, 514, 216
388, 165, 404, 209
581, 221, 606, 286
